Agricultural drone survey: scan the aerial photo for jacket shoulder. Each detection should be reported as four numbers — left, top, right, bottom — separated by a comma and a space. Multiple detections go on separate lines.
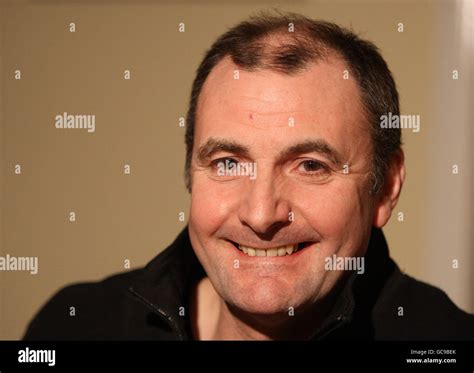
374, 270, 474, 340
23, 269, 142, 340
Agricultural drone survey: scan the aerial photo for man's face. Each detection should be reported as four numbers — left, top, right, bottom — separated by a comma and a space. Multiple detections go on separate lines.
188, 56, 376, 316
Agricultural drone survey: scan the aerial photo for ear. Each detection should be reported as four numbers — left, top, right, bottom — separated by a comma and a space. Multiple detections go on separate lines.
373, 149, 406, 228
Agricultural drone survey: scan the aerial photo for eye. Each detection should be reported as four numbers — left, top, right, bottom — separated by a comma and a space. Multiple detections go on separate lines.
294, 159, 332, 183
298, 160, 328, 173
210, 157, 241, 178
211, 157, 239, 169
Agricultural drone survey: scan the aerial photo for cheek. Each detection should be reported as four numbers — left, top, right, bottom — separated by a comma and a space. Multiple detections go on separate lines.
189, 174, 240, 234
291, 180, 369, 237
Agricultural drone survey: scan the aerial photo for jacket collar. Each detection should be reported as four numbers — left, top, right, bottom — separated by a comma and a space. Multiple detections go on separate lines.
309, 227, 397, 339
128, 226, 396, 340
128, 228, 204, 340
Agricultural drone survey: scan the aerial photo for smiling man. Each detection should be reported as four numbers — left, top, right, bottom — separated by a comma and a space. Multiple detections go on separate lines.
25, 12, 474, 341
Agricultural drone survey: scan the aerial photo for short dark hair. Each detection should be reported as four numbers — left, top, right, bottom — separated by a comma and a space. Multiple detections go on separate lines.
185, 11, 401, 194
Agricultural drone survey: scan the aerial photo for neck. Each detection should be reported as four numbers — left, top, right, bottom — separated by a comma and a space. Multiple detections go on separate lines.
191, 277, 335, 340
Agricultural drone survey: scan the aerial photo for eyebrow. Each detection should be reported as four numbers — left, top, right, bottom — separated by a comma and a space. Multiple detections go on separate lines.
197, 138, 250, 164
196, 137, 343, 166
280, 139, 343, 166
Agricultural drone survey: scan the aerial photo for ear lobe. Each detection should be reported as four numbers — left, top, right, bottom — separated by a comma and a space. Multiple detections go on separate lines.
373, 149, 406, 228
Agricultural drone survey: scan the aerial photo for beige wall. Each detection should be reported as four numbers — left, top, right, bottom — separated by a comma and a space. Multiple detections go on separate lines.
0, 0, 472, 339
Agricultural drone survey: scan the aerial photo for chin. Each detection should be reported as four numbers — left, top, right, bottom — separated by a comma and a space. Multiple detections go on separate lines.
225, 279, 303, 316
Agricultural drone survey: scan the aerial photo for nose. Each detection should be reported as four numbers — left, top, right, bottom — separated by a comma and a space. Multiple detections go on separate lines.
238, 170, 291, 235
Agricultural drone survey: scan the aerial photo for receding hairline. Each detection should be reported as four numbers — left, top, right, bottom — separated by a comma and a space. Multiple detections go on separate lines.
194, 52, 370, 134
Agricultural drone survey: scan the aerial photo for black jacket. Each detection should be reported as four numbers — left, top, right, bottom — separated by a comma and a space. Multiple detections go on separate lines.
24, 227, 474, 340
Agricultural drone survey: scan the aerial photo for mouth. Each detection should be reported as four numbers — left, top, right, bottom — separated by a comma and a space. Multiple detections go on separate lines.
228, 241, 315, 257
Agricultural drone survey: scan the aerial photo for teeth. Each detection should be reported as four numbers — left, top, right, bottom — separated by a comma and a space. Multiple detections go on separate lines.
267, 248, 277, 257
286, 245, 295, 255
277, 247, 287, 256
238, 244, 299, 257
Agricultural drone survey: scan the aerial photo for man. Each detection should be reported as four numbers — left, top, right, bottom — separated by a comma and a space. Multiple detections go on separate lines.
25, 12, 474, 340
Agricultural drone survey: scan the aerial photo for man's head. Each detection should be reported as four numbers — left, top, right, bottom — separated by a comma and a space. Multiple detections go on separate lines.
185, 13, 405, 322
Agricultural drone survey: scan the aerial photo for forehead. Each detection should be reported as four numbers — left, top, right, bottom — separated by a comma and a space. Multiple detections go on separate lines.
193, 57, 371, 165
197, 55, 366, 128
